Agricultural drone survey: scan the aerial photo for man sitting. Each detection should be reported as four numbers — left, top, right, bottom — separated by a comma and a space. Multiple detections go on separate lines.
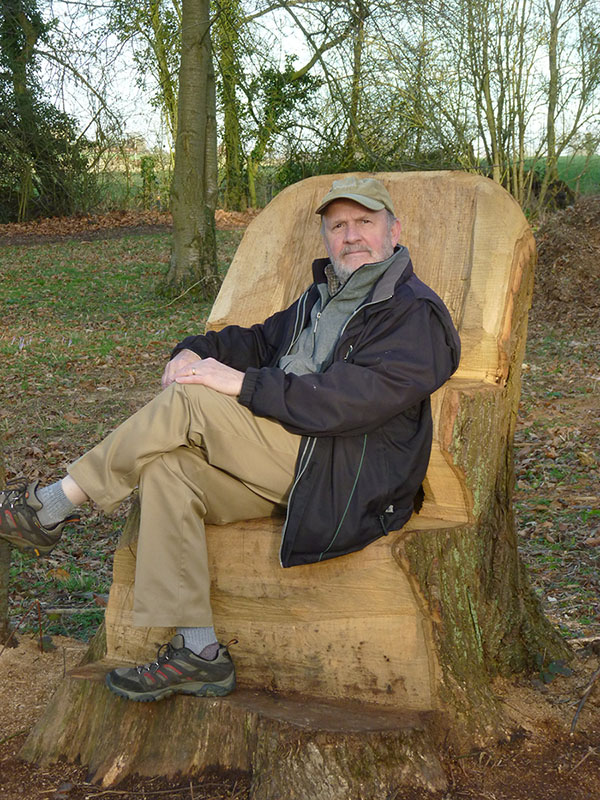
0, 176, 460, 702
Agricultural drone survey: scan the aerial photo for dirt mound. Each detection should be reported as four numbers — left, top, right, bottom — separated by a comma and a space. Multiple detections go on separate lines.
533, 194, 600, 327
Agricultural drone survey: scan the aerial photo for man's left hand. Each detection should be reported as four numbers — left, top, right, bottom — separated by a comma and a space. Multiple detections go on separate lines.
174, 357, 245, 397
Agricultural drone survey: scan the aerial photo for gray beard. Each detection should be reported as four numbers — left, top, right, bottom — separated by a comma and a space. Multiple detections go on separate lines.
330, 239, 396, 285
331, 261, 357, 284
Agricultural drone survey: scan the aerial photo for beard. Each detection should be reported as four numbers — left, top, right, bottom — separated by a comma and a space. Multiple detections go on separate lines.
331, 259, 360, 284
330, 239, 395, 284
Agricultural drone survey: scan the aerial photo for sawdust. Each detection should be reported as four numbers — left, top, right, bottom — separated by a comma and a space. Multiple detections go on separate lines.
0, 635, 87, 741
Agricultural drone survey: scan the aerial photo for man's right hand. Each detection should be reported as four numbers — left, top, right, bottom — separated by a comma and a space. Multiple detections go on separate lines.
162, 348, 199, 389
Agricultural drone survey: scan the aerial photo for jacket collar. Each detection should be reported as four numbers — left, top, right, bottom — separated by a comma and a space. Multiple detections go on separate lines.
311, 246, 412, 303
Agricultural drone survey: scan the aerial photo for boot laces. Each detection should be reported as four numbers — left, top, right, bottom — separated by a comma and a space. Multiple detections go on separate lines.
1, 479, 29, 509
135, 641, 176, 675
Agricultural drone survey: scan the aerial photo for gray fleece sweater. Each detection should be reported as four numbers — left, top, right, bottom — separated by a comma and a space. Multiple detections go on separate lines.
278, 253, 395, 376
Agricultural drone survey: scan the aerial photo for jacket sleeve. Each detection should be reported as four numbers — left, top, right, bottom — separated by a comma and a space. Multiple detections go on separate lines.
238, 297, 460, 437
171, 300, 302, 371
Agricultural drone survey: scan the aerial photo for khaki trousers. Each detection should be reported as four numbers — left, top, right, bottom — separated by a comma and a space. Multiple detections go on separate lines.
68, 383, 301, 628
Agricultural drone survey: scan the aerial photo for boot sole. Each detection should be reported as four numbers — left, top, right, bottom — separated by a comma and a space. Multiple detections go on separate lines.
0, 530, 57, 556
105, 672, 236, 702
0, 516, 79, 557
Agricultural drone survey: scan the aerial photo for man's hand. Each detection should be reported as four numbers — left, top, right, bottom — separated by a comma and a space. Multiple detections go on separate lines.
162, 348, 199, 389
173, 356, 245, 397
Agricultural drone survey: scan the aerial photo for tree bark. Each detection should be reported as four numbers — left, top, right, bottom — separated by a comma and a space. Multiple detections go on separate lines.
215, 0, 247, 211
341, 0, 367, 168
165, 0, 219, 299
543, 0, 561, 196
148, 0, 179, 151
20, 172, 571, 796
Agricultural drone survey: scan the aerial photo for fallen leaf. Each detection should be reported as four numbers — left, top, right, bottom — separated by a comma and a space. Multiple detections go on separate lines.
48, 567, 71, 583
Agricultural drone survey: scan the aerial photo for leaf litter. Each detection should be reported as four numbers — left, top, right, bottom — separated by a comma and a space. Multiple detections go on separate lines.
1, 200, 600, 798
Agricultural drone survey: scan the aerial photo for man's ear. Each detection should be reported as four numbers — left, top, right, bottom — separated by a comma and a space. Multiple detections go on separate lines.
391, 217, 402, 244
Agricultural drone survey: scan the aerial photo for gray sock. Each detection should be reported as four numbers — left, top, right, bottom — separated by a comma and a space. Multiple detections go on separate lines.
36, 482, 77, 528
176, 626, 219, 660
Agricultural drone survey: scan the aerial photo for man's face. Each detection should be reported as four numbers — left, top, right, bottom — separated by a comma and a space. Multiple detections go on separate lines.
321, 199, 402, 281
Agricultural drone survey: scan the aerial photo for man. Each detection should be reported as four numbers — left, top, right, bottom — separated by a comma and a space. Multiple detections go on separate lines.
0, 176, 460, 702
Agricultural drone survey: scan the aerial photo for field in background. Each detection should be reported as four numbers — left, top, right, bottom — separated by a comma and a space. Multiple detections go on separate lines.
557, 154, 600, 194
89, 153, 600, 215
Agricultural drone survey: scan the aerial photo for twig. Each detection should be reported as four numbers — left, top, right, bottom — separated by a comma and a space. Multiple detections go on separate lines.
162, 279, 204, 307
569, 746, 598, 774
0, 599, 38, 657
571, 665, 600, 733
84, 781, 229, 798
0, 729, 29, 746
44, 607, 104, 615
567, 635, 600, 647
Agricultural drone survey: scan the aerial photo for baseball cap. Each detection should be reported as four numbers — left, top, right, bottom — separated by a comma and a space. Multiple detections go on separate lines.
315, 176, 396, 216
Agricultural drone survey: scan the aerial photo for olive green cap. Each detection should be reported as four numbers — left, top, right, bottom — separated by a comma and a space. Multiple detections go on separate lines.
315, 176, 396, 216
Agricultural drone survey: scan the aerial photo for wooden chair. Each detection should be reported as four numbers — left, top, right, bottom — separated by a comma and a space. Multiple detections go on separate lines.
103, 170, 532, 703
25, 173, 561, 797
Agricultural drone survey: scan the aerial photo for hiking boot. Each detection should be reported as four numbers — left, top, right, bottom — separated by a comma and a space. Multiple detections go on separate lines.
105, 634, 236, 702
0, 479, 79, 556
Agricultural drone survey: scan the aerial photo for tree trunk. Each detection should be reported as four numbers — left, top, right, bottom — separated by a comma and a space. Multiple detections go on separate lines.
541, 0, 561, 204
341, 0, 367, 168
165, 0, 219, 299
148, 0, 179, 151
215, 0, 247, 211
21, 172, 570, 797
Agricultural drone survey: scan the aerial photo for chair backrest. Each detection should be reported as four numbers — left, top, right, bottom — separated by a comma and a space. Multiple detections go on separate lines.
208, 171, 534, 386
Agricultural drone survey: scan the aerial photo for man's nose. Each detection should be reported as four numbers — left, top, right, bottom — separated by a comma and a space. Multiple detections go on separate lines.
344, 223, 362, 242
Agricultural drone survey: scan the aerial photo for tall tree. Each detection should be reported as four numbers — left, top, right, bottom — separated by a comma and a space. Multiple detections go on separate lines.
540, 0, 600, 201
166, 0, 219, 297
340, 0, 368, 167
109, 0, 181, 153
0, 0, 92, 222
214, 0, 246, 210
452, 0, 598, 200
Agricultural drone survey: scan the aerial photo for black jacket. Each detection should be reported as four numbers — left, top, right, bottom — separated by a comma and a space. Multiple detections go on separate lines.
174, 247, 461, 567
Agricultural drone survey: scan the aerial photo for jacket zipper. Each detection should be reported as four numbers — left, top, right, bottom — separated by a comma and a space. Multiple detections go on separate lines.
313, 310, 322, 334
318, 433, 368, 561
279, 291, 394, 565
279, 436, 317, 566
282, 289, 310, 357
337, 292, 394, 349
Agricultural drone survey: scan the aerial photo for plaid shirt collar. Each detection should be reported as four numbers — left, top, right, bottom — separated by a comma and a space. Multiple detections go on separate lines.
324, 263, 343, 295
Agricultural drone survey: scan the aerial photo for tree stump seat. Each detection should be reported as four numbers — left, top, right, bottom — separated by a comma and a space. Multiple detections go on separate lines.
22, 172, 568, 798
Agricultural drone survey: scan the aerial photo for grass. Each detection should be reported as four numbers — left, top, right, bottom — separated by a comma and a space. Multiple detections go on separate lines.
0, 228, 244, 639
0, 225, 598, 644
515, 318, 600, 639
557, 154, 600, 194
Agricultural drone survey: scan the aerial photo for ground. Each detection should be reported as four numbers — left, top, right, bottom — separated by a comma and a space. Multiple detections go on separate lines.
0, 198, 599, 798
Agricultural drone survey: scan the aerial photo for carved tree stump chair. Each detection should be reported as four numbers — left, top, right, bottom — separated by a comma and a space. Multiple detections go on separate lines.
23, 172, 566, 798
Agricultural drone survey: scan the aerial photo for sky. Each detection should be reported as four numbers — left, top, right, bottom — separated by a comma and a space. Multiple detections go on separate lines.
42, 0, 310, 152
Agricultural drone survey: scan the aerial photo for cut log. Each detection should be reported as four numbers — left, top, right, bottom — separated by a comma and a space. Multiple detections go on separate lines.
23, 665, 448, 796
22, 172, 570, 796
